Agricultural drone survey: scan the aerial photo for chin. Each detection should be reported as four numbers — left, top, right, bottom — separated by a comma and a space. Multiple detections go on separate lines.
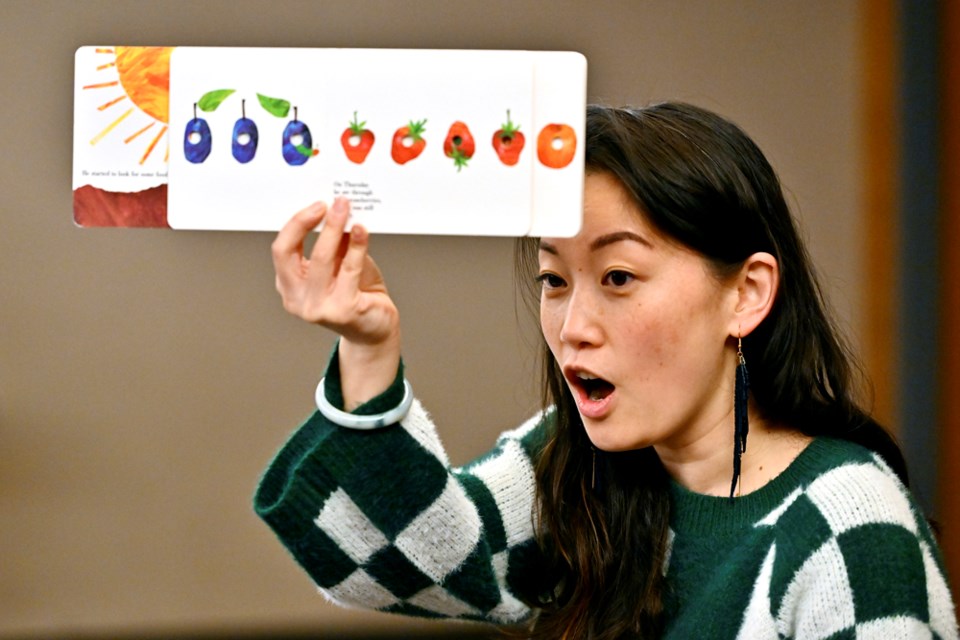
583, 423, 649, 453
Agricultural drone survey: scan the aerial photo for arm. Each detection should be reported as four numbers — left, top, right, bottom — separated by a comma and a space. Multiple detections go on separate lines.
270, 197, 399, 408
253, 358, 547, 622
259, 199, 546, 622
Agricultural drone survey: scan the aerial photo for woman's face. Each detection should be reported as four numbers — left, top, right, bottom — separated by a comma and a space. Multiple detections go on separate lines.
538, 172, 739, 452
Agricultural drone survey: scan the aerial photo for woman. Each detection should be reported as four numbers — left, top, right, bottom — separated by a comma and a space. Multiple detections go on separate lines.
255, 103, 957, 638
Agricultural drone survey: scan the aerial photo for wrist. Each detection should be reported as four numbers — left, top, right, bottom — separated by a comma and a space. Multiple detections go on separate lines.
338, 331, 402, 410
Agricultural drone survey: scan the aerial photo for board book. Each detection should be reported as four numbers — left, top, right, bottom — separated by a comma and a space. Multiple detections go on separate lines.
72, 46, 587, 237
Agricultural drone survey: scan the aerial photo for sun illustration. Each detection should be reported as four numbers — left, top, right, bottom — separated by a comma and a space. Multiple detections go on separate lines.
83, 46, 172, 165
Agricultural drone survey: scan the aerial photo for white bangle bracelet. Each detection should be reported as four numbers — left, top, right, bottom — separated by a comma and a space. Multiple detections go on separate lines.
315, 377, 414, 430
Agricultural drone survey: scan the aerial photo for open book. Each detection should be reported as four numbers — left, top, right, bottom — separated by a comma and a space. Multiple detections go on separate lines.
72, 46, 586, 237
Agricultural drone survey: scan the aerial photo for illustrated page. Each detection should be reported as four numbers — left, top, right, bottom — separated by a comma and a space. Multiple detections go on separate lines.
74, 46, 586, 236
72, 46, 172, 227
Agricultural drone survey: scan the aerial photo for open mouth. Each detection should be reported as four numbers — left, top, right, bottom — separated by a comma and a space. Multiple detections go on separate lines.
570, 371, 616, 402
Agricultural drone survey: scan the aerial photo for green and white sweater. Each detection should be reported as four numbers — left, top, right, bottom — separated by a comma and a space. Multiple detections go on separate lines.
254, 371, 958, 638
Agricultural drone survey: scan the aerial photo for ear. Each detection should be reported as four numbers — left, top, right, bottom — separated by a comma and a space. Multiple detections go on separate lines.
728, 252, 778, 338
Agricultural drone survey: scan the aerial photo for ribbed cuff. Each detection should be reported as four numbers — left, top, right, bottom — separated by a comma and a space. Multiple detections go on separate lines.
323, 340, 406, 416
253, 411, 338, 540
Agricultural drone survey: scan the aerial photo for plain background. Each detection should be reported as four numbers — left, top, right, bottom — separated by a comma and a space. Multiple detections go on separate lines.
1, 0, 864, 636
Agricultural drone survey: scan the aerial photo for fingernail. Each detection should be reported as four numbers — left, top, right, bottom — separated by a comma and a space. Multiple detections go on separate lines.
332, 197, 349, 220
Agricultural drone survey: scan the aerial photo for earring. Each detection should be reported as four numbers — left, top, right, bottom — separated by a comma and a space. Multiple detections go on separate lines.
591, 445, 603, 493
591, 446, 596, 489
729, 335, 750, 500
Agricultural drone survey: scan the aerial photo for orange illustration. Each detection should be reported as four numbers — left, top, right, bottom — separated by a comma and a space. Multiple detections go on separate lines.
536, 123, 577, 169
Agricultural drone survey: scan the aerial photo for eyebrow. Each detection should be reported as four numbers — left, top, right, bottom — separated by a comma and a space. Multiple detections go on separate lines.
539, 231, 654, 255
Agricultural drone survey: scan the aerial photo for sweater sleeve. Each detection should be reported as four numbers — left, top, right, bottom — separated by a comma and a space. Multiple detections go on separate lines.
253, 358, 550, 624
757, 456, 959, 639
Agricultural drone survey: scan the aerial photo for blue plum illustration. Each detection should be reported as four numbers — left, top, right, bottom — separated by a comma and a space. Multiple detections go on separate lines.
282, 107, 316, 166
232, 100, 259, 164
183, 103, 212, 163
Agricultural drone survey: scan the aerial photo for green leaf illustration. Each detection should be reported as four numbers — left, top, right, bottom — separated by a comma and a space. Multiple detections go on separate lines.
257, 93, 291, 118
197, 89, 236, 112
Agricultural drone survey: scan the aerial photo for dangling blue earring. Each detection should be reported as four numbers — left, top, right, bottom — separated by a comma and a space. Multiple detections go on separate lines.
591, 445, 597, 490
730, 335, 750, 500
591, 445, 602, 493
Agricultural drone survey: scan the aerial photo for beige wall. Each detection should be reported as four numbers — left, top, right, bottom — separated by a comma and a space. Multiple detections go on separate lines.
0, 0, 862, 636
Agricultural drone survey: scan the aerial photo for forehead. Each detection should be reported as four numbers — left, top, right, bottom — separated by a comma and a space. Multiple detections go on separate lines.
541, 172, 659, 251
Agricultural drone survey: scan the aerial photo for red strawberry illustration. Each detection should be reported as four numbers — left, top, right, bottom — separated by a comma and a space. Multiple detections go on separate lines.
443, 121, 476, 171
492, 110, 525, 166
391, 119, 428, 165
341, 111, 375, 164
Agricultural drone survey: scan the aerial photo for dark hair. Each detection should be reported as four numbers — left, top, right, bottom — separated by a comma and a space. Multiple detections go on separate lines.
514, 102, 906, 639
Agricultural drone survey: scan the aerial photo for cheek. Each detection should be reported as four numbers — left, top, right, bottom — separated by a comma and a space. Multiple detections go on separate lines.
539, 302, 562, 353
618, 303, 664, 351
616, 301, 687, 373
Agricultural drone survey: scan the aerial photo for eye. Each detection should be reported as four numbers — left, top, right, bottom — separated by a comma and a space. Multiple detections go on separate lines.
603, 270, 635, 288
536, 272, 567, 290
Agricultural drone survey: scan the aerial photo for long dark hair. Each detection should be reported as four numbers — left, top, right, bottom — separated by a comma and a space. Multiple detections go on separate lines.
514, 102, 906, 639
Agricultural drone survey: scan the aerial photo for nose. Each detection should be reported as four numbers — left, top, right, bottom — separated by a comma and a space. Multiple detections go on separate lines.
558, 290, 603, 348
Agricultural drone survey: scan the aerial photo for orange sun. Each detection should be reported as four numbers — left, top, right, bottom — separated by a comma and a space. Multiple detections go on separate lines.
83, 46, 172, 165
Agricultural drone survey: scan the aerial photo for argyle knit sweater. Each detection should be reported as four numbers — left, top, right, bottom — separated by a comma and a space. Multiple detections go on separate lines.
254, 373, 958, 638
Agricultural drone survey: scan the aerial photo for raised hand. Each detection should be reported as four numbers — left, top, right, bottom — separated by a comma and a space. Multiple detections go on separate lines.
272, 197, 401, 408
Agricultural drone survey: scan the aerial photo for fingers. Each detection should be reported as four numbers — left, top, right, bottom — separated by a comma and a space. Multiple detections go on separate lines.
336, 223, 370, 295
309, 197, 351, 274
272, 201, 327, 290
271, 197, 385, 332
273, 201, 327, 257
